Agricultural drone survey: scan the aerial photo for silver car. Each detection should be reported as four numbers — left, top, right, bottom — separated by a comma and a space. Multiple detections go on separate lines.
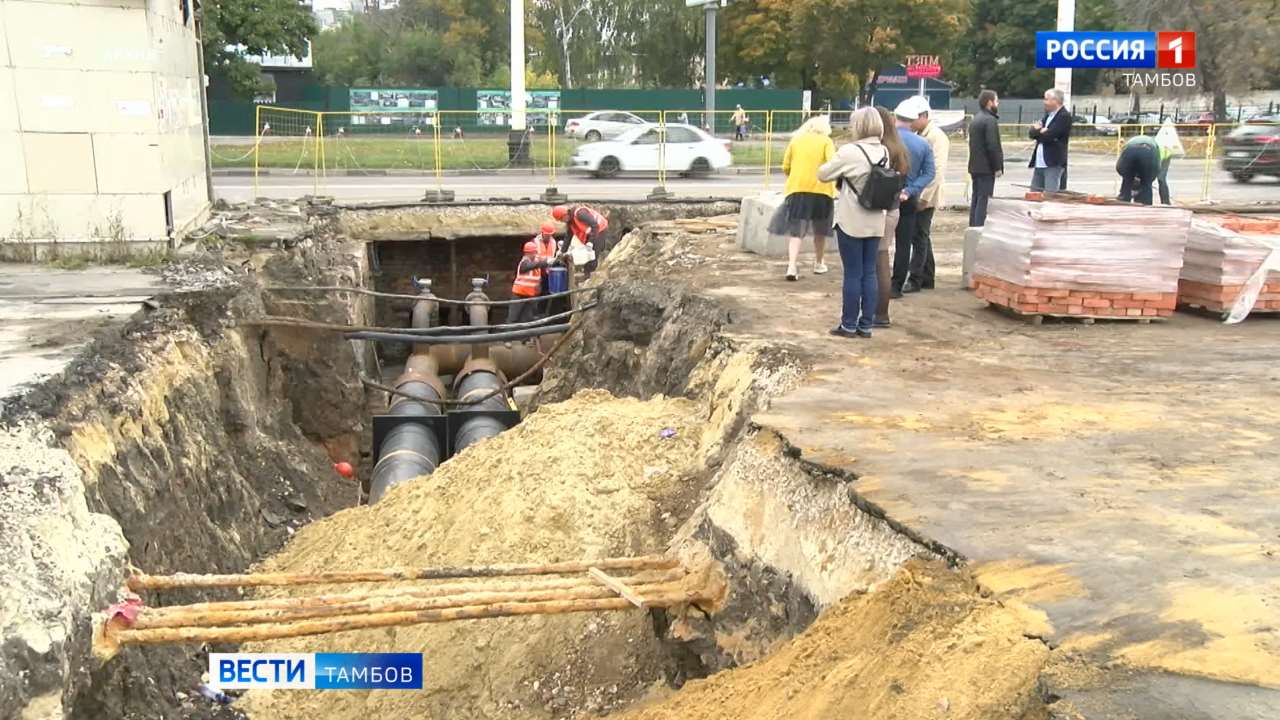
563, 111, 649, 141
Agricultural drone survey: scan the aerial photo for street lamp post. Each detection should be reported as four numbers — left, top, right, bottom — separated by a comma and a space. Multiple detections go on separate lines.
687, 0, 724, 132
1056, 0, 1075, 106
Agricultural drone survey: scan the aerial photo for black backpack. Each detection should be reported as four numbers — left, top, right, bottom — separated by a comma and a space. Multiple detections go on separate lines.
844, 144, 904, 211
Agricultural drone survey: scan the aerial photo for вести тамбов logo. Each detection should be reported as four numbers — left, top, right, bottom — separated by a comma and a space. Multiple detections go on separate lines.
1036, 31, 1197, 88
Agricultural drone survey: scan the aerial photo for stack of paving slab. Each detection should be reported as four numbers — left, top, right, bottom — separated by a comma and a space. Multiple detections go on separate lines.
973, 199, 1193, 320
1178, 215, 1280, 314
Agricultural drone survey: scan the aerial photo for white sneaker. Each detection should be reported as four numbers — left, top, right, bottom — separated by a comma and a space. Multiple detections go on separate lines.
785, 265, 798, 281
814, 262, 829, 275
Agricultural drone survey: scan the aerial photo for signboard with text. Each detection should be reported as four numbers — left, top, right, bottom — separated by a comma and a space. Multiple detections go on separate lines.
905, 55, 943, 79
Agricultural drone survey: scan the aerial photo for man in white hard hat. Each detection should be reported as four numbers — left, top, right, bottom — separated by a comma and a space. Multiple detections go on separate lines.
895, 95, 948, 293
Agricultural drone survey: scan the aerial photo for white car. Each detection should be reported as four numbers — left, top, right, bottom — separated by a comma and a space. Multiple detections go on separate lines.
569, 124, 734, 178
563, 111, 648, 141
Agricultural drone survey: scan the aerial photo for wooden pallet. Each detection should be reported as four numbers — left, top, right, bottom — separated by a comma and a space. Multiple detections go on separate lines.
986, 301, 1162, 325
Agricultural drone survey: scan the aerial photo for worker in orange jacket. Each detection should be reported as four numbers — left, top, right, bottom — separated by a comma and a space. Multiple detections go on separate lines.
508, 222, 561, 324
552, 205, 609, 277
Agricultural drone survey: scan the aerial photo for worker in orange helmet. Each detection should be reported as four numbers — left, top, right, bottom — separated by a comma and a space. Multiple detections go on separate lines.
508, 222, 561, 324
552, 205, 609, 278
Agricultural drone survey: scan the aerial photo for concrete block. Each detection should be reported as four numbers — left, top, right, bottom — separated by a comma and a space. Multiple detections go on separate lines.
14, 68, 155, 134
24, 132, 97, 193
962, 226, 983, 289
736, 192, 786, 256
4, 2, 151, 72
93, 133, 164, 193
0, 193, 168, 242
0, 132, 28, 193
0, 69, 19, 131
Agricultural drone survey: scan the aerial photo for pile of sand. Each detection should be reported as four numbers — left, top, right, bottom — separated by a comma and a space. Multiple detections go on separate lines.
239, 389, 714, 720
618, 560, 1052, 720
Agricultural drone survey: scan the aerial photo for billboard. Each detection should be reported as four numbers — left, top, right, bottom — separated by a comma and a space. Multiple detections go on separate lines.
349, 89, 439, 113
476, 90, 562, 127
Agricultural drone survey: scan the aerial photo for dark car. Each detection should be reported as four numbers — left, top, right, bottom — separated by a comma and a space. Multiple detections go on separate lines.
1221, 123, 1280, 182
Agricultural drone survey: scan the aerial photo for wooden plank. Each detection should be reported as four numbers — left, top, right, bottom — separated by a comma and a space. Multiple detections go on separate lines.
588, 567, 649, 608
127, 555, 679, 591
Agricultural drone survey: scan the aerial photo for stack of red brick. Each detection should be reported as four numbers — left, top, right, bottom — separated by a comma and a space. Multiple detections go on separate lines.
973, 199, 1193, 321
1178, 216, 1280, 314
974, 277, 1177, 317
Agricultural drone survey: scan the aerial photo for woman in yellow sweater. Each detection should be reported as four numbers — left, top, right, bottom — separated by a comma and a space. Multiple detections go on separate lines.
771, 115, 836, 281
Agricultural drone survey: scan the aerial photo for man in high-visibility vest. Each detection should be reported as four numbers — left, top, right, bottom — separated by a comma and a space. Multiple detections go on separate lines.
508, 223, 560, 324
552, 205, 609, 278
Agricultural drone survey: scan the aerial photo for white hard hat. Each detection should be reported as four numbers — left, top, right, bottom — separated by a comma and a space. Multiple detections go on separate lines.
894, 96, 931, 120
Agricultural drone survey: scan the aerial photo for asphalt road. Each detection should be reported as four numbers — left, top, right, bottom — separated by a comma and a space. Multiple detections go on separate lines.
214, 155, 1279, 205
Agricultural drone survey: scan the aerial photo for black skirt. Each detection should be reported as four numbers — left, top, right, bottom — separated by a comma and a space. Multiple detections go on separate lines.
769, 192, 834, 237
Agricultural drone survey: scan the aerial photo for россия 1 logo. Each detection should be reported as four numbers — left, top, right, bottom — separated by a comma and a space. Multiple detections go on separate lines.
1036, 31, 1196, 69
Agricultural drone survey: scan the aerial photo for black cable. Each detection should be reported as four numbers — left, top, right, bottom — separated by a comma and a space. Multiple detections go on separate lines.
265, 284, 602, 307
385, 303, 597, 336
346, 323, 571, 345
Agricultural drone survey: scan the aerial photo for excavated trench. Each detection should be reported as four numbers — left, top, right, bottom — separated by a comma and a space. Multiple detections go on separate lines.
2, 199, 1055, 720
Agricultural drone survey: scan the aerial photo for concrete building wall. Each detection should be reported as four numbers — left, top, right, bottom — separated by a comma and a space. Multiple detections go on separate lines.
0, 0, 211, 254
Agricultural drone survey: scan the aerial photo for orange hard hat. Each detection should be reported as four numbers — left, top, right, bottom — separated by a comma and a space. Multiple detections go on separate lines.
523, 241, 537, 254
540, 221, 557, 235
551, 206, 569, 221
333, 462, 355, 479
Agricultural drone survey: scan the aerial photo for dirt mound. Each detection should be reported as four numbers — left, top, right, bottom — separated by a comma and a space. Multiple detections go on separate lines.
617, 560, 1052, 720
239, 390, 716, 720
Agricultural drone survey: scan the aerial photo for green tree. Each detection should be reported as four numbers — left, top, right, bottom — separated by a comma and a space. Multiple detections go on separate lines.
312, 0, 512, 87
1128, 0, 1280, 118
202, 0, 316, 97
787, 0, 969, 100
948, 0, 1121, 98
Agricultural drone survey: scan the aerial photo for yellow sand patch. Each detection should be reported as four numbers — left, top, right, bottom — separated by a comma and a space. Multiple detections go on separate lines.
973, 559, 1087, 605
946, 469, 1012, 490
971, 402, 1155, 441
1060, 630, 1115, 653
67, 339, 209, 478
836, 413, 933, 431
1147, 510, 1258, 542
1227, 429, 1274, 448
1115, 582, 1280, 688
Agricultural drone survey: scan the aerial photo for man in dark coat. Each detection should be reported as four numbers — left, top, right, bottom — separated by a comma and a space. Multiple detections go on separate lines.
1028, 88, 1072, 192
967, 89, 1004, 226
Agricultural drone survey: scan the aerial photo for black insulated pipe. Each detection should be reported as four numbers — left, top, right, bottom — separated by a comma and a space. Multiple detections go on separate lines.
346, 324, 571, 345
452, 370, 510, 453
370, 378, 444, 503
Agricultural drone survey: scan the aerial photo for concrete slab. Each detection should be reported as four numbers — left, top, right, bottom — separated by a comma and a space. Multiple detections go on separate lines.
735, 192, 785, 256
661, 211, 1280, 718
0, 265, 162, 402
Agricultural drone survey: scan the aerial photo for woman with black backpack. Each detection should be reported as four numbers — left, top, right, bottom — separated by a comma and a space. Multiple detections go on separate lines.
817, 107, 901, 339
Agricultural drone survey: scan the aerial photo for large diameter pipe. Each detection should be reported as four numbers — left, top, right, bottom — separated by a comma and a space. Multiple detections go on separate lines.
453, 369, 510, 454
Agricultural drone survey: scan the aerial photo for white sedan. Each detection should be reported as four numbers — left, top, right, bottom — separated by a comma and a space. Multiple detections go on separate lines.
563, 111, 648, 141
569, 124, 734, 178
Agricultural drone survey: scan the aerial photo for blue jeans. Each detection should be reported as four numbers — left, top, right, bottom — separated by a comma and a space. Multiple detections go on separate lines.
1031, 166, 1065, 192
836, 228, 880, 332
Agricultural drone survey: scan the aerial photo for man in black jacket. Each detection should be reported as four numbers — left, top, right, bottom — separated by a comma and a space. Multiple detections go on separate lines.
1028, 88, 1072, 192
968, 90, 1003, 226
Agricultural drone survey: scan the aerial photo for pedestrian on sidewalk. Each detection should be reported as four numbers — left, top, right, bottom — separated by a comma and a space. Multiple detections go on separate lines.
889, 99, 936, 298
968, 89, 1004, 226
873, 106, 912, 327
1029, 88, 1072, 192
818, 107, 891, 339
732, 105, 749, 140
903, 96, 948, 293
773, 115, 835, 281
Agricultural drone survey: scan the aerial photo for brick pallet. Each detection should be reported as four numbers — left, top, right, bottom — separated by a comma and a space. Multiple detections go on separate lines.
973, 199, 1192, 326
1177, 279, 1280, 314
975, 275, 1176, 323
1178, 216, 1280, 318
